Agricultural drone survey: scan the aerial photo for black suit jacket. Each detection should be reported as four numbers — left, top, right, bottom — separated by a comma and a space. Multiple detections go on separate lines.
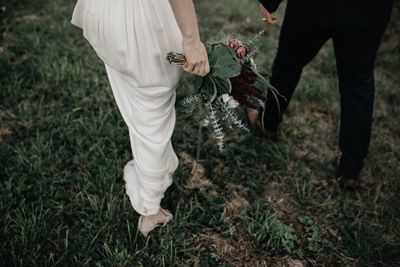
258, 0, 393, 30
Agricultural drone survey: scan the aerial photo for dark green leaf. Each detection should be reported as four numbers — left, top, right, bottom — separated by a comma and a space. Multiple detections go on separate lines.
200, 76, 217, 102
193, 75, 204, 90
213, 77, 232, 95
208, 43, 241, 79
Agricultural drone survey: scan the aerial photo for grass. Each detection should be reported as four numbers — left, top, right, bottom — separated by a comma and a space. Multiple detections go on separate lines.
1, 0, 399, 266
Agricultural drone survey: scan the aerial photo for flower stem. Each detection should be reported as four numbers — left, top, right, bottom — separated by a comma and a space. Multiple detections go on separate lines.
166, 52, 187, 65
196, 100, 203, 161
196, 121, 202, 161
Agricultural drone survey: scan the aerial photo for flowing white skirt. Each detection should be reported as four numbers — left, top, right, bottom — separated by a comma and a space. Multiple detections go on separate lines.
72, 0, 183, 216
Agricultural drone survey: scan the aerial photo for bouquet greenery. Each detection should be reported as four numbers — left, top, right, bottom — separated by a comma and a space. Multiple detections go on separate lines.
166, 31, 282, 154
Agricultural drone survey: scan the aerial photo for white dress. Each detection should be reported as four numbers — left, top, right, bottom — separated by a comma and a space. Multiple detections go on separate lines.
71, 0, 183, 216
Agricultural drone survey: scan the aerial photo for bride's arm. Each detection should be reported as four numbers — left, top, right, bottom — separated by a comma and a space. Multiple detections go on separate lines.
169, 0, 210, 77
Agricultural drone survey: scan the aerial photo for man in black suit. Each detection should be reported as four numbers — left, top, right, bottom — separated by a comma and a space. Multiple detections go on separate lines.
248, 0, 394, 188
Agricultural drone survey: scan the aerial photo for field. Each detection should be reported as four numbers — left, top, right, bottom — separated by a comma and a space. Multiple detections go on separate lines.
1, 0, 399, 266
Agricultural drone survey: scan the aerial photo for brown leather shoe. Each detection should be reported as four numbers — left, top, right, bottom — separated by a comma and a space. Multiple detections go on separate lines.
333, 154, 360, 190
246, 107, 278, 141
338, 176, 360, 190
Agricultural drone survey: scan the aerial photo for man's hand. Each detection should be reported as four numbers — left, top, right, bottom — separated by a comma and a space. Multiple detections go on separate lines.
182, 37, 210, 77
260, 4, 278, 25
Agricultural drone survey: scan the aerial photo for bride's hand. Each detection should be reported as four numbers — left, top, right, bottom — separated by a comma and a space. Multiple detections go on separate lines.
182, 37, 210, 77
260, 4, 278, 25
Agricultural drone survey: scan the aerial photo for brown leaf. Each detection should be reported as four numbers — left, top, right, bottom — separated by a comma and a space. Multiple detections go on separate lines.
21, 15, 41, 21
0, 127, 12, 138
184, 162, 213, 191
223, 191, 249, 219
179, 151, 194, 165
327, 227, 342, 241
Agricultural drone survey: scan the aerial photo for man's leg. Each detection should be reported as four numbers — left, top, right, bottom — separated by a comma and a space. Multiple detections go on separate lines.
263, 24, 331, 132
333, 29, 386, 180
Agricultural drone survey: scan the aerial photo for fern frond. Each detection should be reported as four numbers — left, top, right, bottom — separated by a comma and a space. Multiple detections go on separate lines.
182, 95, 201, 106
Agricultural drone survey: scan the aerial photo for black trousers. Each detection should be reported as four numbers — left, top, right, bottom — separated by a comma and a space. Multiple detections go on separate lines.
263, 21, 390, 179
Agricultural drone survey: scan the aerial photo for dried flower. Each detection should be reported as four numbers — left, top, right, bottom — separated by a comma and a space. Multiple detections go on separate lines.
221, 94, 240, 109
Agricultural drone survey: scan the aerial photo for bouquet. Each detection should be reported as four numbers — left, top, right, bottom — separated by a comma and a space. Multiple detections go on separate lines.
166, 31, 282, 154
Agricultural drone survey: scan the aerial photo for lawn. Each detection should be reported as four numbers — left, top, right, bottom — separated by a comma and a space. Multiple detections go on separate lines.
1, 0, 399, 266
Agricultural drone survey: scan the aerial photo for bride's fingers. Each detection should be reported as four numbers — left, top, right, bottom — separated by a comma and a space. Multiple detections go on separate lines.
200, 59, 211, 76
204, 61, 210, 76
183, 61, 195, 72
198, 63, 206, 77
192, 63, 202, 76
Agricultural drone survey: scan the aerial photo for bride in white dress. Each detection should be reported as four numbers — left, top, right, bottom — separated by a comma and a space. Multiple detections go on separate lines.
71, 0, 209, 237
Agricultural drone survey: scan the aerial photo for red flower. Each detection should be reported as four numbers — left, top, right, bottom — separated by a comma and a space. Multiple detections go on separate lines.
228, 38, 240, 49
236, 46, 247, 58
228, 38, 246, 49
